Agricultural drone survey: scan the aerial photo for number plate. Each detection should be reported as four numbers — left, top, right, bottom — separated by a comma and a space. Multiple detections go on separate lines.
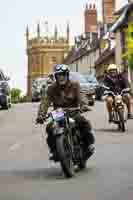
51, 110, 64, 121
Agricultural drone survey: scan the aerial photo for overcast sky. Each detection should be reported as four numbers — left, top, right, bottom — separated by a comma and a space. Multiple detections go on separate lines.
0, 0, 128, 94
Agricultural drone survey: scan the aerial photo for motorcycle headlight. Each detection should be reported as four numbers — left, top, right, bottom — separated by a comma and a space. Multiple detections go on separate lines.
92, 94, 96, 99
115, 95, 122, 101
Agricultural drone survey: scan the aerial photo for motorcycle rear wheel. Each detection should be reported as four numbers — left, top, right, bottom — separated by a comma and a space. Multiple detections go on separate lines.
56, 135, 74, 178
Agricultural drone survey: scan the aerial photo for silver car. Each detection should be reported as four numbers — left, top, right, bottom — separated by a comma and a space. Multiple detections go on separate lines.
69, 72, 96, 106
0, 69, 11, 109
32, 77, 47, 102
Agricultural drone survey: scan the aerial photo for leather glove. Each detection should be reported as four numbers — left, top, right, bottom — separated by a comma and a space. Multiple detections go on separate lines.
80, 105, 91, 113
36, 116, 44, 124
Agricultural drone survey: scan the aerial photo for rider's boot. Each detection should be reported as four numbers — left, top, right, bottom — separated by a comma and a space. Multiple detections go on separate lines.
87, 144, 95, 159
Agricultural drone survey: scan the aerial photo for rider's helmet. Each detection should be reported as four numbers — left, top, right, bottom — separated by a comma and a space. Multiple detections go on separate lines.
107, 64, 118, 77
53, 64, 70, 80
107, 64, 118, 72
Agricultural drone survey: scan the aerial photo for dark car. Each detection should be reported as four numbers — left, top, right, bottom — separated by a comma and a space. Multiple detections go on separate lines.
69, 72, 96, 106
82, 73, 99, 87
95, 81, 106, 100
82, 73, 105, 100
0, 69, 11, 109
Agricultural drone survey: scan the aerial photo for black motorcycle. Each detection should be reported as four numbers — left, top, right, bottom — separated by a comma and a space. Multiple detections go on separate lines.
103, 87, 130, 132
43, 108, 90, 178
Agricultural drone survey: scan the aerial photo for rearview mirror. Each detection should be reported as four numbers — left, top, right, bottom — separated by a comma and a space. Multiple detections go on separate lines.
5, 76, 10, 81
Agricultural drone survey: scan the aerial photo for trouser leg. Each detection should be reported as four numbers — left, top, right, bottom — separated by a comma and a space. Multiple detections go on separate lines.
46, 122, 55, 151
123, 94, 131, 114
106, 96, 113, 122
123, 94, 133, 119
73, 114, 95, 146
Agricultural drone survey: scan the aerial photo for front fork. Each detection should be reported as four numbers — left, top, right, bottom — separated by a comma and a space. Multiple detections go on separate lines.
112, 103, 124, 122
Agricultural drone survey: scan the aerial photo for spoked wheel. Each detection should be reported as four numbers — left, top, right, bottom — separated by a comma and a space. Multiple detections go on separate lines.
56, 135, 74, 178
118, 111, 125, 132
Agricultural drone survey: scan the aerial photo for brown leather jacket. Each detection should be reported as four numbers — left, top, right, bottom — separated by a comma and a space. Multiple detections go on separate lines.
37, 80, 88, 117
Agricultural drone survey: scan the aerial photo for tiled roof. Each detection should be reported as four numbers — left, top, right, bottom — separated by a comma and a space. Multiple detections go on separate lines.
64, 38, 100, 64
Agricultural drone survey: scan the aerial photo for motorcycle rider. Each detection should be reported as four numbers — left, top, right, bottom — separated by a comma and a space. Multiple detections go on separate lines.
36, 64, 95, 158
104, 64, 133, 122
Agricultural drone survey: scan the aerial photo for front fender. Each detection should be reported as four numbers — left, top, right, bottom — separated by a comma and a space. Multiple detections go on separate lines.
53, 127, 64, 136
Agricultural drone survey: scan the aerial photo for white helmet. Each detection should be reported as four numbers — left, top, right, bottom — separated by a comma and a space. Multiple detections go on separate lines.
107, 64, 118, 72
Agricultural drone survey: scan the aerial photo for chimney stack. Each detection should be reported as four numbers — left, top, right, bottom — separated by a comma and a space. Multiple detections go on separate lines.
84, 2, 97, 33
103, 0, 115, 24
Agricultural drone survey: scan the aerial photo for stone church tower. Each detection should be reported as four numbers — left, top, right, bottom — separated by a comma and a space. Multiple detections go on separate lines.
26, 22, 70, 98
103, 0, 115, 24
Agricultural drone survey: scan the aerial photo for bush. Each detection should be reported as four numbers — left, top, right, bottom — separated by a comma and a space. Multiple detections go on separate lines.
128, 55, 133, 70
11, 88, 22, 103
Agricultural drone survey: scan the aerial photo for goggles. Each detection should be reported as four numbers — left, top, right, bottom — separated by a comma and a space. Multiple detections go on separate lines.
55, 65, 68, 72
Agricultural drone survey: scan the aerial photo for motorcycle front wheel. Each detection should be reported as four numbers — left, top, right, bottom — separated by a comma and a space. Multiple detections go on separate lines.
118, 111, 125, 132
56, 135, 74, 178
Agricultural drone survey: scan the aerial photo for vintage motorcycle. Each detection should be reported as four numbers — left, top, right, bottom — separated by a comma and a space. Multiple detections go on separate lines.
103, 87, 130, 132
43, 108, 92, 178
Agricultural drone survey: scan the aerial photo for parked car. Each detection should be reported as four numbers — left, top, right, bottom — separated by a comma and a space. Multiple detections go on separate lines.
69, 72, 96, 106
32, 77, 47, 102
95, 80, 106, 100
32, 72, 96, 105
0, 69, 11, 109
82, 73, 106, 100
82, 73, 99, 87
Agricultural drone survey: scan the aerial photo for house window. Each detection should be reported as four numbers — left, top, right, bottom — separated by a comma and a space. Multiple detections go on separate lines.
31, 55, 34, 65
41, 55, 44, 69
36, 55, 40, 65
51, 56, 56, 63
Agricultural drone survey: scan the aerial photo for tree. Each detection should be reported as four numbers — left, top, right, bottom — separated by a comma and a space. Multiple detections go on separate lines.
128, 55, 133, 70
11, 88, 22, 103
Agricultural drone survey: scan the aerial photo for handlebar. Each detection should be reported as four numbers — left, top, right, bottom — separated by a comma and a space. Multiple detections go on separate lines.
103, 87, 130, 97
103, 90, 115, 97
102, 85, 110, 90
121, 88, 130, 94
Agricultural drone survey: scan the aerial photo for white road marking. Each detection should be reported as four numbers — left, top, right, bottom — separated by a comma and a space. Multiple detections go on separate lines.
9, 142, 23, 152
8, 135, 41, 153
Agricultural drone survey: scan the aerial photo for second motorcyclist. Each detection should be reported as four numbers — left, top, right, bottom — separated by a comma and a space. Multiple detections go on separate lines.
104, 64, 133, 122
